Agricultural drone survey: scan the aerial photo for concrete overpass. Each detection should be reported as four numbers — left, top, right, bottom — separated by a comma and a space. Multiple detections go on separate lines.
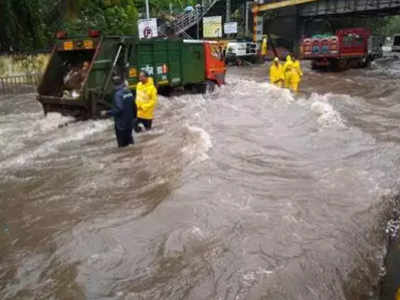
251, 0, 400, 50
254, 0, 400, 16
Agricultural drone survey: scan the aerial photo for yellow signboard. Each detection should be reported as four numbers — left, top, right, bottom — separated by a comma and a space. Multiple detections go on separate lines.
129, 68, 137, 78
84, 40, 94, 49
203, 16, 222, 38
252, 0, 317, 13
63, 41, 73, 51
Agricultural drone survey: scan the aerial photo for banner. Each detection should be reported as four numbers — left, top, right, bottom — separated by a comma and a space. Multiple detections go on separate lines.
203, 16, 222, 38
138, 19, 158, 39
224, 22, 237, 34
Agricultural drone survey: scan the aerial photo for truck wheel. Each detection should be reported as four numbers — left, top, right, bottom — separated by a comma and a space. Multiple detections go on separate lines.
204, 80, 215, 95
337, 59, 348, 71
361, 57, 371, 68
311, 61, 318, 70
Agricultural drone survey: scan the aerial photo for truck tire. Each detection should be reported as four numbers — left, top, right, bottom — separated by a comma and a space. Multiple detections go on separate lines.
336, 59, 348, 71
361, 56, 371, 68
203, 80, 215, 95
311, 61, 318, 70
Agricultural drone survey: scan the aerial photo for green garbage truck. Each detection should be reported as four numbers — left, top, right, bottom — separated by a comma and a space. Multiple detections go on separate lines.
37, 31, 226, 119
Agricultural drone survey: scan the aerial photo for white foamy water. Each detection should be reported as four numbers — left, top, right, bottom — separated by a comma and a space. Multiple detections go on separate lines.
2, 68, 400, 300
181, 125, 213, 164
0, 118, 111, 170
309, 94, 346, 128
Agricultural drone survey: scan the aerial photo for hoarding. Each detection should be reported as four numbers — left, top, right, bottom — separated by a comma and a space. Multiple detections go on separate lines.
224, 22, 238, 34
138, 18, 158, 39
203, 16, 222, 38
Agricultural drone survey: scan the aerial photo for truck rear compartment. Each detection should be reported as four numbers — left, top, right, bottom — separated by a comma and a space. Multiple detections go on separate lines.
38, 49, 95, 98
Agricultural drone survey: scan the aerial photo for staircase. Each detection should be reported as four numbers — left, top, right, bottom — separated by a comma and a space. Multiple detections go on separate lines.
158, 0, 221, 38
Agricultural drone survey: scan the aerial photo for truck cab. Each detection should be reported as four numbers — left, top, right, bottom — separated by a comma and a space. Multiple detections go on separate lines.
301, 27, 380, 70
392, 34, 400, 52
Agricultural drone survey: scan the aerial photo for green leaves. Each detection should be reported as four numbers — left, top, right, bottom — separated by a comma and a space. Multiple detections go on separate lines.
64, 0, 138, 36
0, 0, 198, 52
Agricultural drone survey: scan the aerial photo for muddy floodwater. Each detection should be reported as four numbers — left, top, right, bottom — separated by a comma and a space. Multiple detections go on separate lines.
1, 59, 400, 300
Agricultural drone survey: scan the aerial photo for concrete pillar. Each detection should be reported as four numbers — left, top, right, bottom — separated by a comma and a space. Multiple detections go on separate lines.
226, 0, 231, 22
245, 2, 250, 37
294, 10, 305, 56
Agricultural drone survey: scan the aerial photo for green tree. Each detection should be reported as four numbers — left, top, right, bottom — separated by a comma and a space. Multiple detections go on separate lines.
64, 0, 138, 36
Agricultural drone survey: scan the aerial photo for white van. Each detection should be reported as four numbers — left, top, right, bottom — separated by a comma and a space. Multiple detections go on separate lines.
392, 34, 400, 52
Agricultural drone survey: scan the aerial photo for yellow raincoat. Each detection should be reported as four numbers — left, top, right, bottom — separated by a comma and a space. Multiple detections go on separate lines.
136, 78, 157, 120
283, 55, 294, 89
261, 37, 268, 56
290, 60, 303, 93
269, 61, 284, 88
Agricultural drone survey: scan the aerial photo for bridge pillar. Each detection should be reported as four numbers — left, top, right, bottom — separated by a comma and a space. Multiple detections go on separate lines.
253, 12, 264, 43
226, 0, 231, 22
294, 14, 305, 56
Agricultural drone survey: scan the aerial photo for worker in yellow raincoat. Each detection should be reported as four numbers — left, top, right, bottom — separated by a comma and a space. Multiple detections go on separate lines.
135, 71, 158, 132
269, 57, 284, 88
261, 36, 268, 57
282, 55, 294, 89
290, 55, 303, 94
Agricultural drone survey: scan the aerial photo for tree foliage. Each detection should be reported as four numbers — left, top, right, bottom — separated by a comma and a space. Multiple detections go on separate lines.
0, 0, 197, 53
63, 0, 139, 36
0, 0, 58, 52
377, 16, 400, 36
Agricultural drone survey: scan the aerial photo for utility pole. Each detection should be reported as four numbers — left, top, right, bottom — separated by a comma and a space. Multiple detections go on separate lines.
226, 0, 231, 22
245, 2, 250, 37
226, 0, 231, 38
145, 0, 150, 19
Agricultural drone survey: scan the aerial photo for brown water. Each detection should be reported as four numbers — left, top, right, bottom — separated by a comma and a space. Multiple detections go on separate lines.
1, 59, 400, 300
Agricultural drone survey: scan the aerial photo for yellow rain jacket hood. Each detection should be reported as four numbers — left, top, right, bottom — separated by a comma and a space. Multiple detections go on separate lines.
293, 59, 303, 78
269, 61, 284, 84
283, 55, 293, 73
136, 78, 157, 120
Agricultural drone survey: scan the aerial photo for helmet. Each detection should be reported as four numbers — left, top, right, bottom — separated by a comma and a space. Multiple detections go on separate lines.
112, 74, 123, 86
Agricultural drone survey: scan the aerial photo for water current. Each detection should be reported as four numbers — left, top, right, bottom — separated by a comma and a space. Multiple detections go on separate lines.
1, 59, 400, 300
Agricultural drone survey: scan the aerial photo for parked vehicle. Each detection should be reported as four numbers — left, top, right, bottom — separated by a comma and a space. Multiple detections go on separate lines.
37, 31, 226, 119
392, 34, 400, 52
301, 28, 382, 70
225, 40, 257, 65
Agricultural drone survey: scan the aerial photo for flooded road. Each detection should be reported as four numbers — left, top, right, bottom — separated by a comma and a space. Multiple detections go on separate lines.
1, 59, 400, 300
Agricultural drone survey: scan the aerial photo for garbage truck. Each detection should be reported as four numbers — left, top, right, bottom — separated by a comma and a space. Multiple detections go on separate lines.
37, 31, 226, 119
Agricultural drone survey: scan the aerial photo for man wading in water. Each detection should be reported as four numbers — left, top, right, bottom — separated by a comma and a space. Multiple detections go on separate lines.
101, 74, 134, 147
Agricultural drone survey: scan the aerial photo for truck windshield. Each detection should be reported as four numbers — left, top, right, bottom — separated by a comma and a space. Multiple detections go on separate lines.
394, 35, 400, 46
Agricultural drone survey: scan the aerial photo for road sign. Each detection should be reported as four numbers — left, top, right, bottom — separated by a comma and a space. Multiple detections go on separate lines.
203, 16, 222, 38
224, 22, 237, 34
138, 19, 158, 39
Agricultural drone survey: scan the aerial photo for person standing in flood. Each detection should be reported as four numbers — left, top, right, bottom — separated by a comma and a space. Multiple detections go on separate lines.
283, 54, 294, 89
135, 71, 158, 132
291, 55, 303, 94
101, 74, 134, 147
269, 57, 284, 88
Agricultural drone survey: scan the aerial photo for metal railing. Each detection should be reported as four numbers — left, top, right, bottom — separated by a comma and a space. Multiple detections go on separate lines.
158, 0, 221, 38
0, 73, 42, 95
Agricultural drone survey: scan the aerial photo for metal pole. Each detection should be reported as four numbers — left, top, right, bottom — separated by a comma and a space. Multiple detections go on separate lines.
245, 2, 250, 37
226, 0, 231, 22
226, 0, 231, 38
197, 18, 200, 39
145, 0, 150, 19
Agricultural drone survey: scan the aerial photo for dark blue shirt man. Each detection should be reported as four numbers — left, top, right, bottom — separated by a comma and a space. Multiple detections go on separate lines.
102, 75, 134, 147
